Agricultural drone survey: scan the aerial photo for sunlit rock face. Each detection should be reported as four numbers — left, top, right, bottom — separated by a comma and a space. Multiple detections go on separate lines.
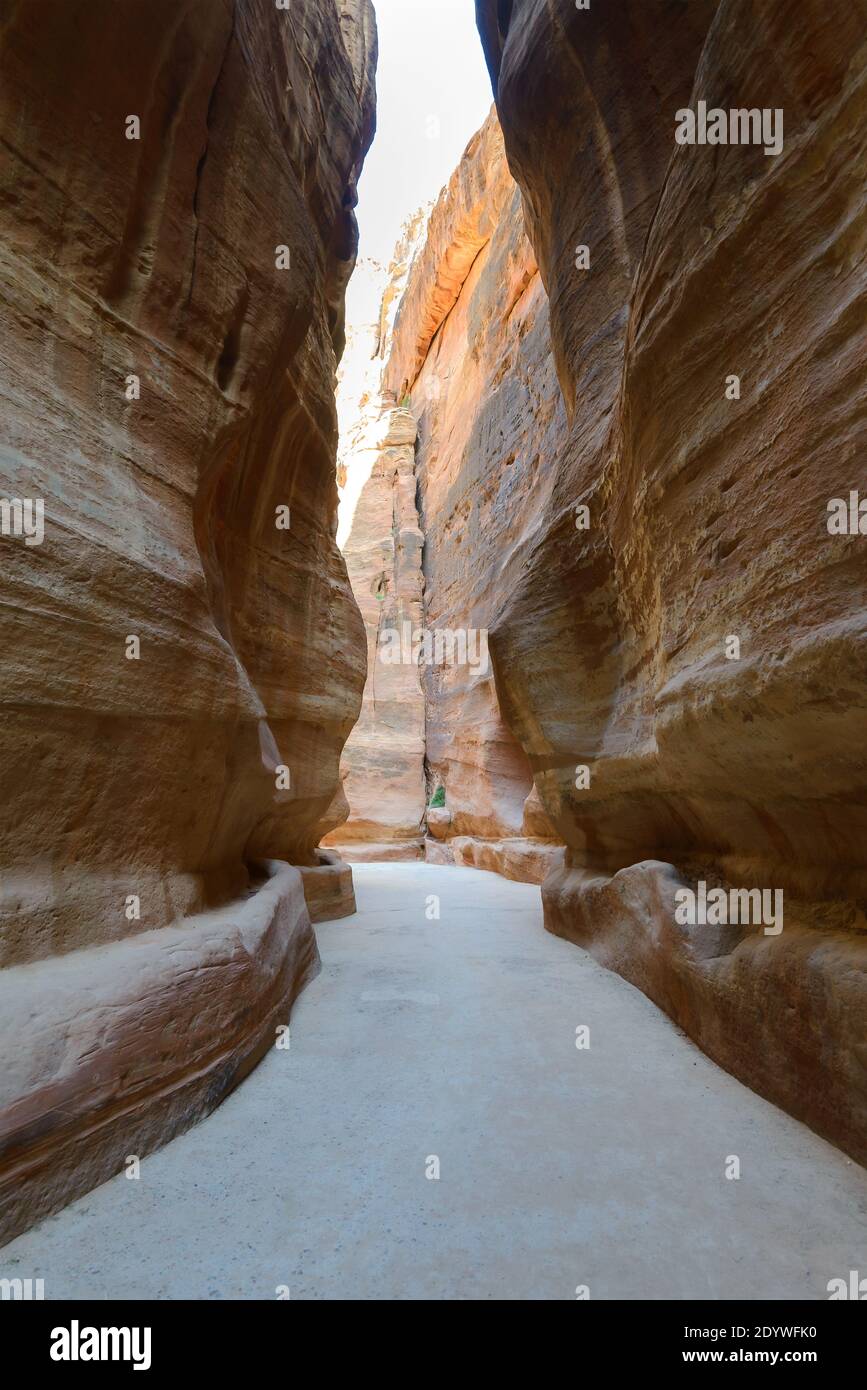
383, 112, 565, 884
324, 405, 427, 860
323, 215, 429, 861
0, 0, 375, 1239
476, 0, 867, 1159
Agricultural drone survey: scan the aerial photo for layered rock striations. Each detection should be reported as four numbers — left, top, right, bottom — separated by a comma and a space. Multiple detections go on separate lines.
384, 113, 565, 884
323, 215, 429, 861
325, 404, 427, 860
476, 0, 867, 1158
0, 0, 375, 1239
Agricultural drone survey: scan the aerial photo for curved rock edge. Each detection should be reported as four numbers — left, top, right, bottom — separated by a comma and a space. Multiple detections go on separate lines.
299, 848, 358, 922
543, 859, 867, 1166
0, 861, 318, 1244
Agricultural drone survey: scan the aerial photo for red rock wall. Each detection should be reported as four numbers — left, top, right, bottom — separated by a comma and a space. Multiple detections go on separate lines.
0, 0, 375, 1239
384, 113, 565, 884
475, 0, 867, 1159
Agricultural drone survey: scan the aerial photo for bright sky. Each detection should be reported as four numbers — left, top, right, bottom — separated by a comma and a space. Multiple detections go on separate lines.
358, 0, 494, 266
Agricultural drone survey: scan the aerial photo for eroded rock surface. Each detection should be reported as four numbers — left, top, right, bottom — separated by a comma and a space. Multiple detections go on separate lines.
0, 0, 375, 1239
383, 112, 565, 883
323, 215, 429, 861
325, 404, 427, 860
476, 0, 867, 1159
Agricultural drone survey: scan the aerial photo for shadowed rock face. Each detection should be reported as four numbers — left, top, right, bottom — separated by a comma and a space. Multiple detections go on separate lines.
0, 0, 374, 959
0, 0, 375, 1238
476, 0, 867, 1159
382, 113, 565, 884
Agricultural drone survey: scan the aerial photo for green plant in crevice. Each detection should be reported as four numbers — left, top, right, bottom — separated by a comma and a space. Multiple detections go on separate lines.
428, 786, 445, 809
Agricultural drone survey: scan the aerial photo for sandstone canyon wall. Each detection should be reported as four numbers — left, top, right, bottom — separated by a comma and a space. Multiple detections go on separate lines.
323, 215, 429, 861
382, 112, 565, 884
0, 0, 375, 1240
474, 0, 867, 1160
330, 111, 568, 883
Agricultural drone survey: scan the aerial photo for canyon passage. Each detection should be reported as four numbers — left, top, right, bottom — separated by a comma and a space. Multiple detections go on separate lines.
3, 864, 866, 1300
0, 0, 865, 1302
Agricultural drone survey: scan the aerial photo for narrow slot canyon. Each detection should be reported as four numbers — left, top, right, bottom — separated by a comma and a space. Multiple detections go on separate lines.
0, 0, 865, 1318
